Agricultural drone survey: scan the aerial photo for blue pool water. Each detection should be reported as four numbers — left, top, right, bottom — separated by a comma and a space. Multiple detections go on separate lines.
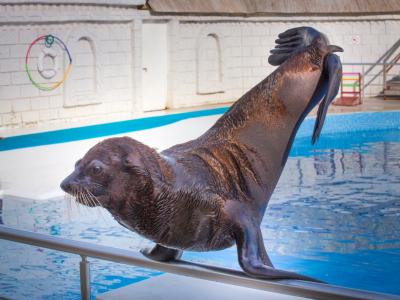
1, 112, 400, 299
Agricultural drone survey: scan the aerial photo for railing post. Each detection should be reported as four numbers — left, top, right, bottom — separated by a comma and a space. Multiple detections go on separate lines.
80, 255, 91, 300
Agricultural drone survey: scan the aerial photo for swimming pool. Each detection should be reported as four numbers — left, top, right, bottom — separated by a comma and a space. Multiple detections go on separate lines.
0, 110, 399, 299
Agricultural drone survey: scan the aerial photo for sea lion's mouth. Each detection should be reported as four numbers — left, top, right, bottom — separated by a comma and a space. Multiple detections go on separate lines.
66, 187, 102, 207
61, 180, 103, 208
75, 196, 98, 207
61, 170, 108, 207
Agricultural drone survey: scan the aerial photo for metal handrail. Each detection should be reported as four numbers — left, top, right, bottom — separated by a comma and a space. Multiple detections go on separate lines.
362, 39, 400, 78
342, 62, 400, 98
384, 53, 400, 74
1, 226, 399, 300
354, 39, 400, 91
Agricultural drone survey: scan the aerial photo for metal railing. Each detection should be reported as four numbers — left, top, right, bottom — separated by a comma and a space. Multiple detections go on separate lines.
342, 62, 400, 98
361, 39, 400, 91
1, 226, 399, 300
342, 39, 400, 98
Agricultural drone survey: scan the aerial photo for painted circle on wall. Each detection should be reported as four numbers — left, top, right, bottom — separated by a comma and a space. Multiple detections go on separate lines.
25, 35, 72, 91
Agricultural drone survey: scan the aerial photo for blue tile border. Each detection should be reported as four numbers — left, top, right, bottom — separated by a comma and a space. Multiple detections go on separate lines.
0, 108, 399, 152
0, 107, 228, 152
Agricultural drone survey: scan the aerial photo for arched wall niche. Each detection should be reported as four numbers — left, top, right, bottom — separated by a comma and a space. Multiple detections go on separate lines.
196, 30, 225, 95
64, 29, 103, 107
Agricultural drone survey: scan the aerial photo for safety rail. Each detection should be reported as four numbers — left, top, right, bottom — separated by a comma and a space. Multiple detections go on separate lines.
1, 226, 399, 300
360, 39, 400, 91
342, 62, 400, 98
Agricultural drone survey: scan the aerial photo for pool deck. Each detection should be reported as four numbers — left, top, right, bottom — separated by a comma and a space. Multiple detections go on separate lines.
321, 97, 400, 115
96, 273, 308, 300
1, 97, 399, 138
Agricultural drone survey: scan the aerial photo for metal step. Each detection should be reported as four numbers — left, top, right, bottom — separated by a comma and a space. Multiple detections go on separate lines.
384, 89, 400, 96
387, 81, 400, 90
96, 274, 308, 300
384, 75, 400, 98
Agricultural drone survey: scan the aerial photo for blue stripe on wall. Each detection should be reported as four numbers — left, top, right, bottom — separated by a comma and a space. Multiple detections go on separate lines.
0, 108, 399, 152
0, 107, 228, 152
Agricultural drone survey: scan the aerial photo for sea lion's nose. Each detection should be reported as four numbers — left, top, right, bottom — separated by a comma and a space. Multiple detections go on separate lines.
60, 169, 80, 193
60, 175, 79, 193
60, 178, 71, 192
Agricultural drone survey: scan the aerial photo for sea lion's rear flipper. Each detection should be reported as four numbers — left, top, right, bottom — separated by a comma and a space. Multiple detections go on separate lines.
311, 53, 342, 144
236, 221, 323, 282
141, 244, 183, 262
268, 27, 321, 66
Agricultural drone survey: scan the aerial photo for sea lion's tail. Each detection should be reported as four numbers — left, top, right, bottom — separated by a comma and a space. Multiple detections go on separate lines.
268, 26, 322, 66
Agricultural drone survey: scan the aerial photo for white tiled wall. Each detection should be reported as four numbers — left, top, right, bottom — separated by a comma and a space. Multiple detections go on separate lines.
169, 18, 400, 109
0, 4, 141, 130
0, 2, 399, 131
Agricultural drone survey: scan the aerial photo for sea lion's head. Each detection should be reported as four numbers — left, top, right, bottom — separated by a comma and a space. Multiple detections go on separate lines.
60, 136, 164, 211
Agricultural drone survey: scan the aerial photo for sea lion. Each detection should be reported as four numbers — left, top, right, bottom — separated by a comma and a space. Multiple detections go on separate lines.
61, 27, 342, 282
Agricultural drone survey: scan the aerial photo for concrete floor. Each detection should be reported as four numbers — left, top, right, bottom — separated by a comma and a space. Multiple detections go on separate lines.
324, 97, 400, 115
96, 274, 309, 300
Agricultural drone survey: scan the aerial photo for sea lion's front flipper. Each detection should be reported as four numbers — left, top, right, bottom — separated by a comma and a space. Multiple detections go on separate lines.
141, 244, 183, 262
235, 221, 323, 282
311, 53, 342, 144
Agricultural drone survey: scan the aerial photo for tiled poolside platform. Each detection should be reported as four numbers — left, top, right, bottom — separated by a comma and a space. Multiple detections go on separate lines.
96, 274, 308, 300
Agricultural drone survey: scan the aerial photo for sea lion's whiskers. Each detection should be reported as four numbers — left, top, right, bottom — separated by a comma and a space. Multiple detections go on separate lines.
73, 187, 81, 215
78, 188, 87, 206
87, 189, 101, 206
82, 189, 91, 207
87, 190, 100, 210
79, 188, 91, 212
83, 192, 90, 208
86, 189, 99, 207
70, 190, 79, 215
79, 188, 92, 216
82, 189, 98, 220
85, 192, 94, 207
85, 188, 111, 225
85, 191, 97, 209
64, 193, 72, 221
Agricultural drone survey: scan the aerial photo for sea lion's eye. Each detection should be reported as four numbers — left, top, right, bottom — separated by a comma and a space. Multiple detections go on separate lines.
91, 165, 103, 176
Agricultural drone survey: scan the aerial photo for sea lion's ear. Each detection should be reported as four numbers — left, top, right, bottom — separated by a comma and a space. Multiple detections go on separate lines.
123, 153, 142, 169
268, 26, 321, 66
311, 53, 342, 144
124, 152, 154, 193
